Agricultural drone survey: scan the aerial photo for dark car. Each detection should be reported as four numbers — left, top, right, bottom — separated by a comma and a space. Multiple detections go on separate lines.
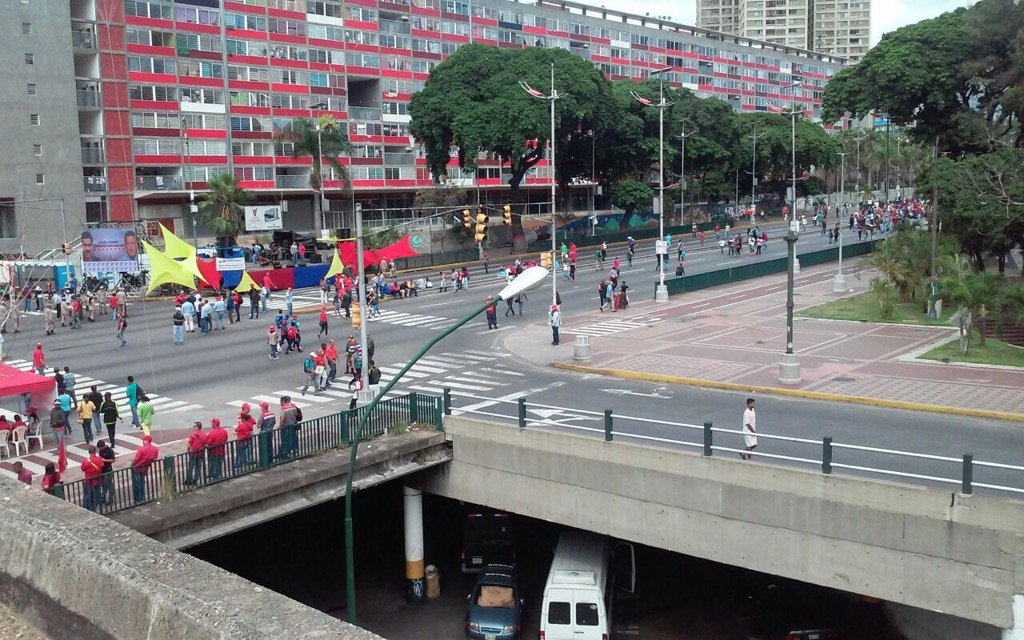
462, 511, 515, 574
744, 581, 839, 640
465, 564, 523, 640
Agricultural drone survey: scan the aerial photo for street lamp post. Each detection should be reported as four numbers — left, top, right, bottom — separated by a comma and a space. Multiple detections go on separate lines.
520, 64, 560, 308
833, 151, 849, 293
786, 81, 802, 221
632, 66, 673, 302
747, 125, 764, 224
779, 218, 801, 384
679, 123, 698, 226
342, 266, 549, 624
311, 102, 329, 235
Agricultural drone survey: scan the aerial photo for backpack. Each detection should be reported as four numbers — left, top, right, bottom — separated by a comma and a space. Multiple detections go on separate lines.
303, 357, 315, 373
368, 366, 381, 385
294, 407, 303, 422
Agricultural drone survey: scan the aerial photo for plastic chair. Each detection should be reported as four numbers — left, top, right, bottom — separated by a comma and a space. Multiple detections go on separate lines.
25, 425, 44, 451
11, 426, 28, 456
0, 430, 9, 459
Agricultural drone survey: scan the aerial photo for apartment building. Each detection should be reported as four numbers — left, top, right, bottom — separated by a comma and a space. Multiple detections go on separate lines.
697, 0, 869, 61
4, 0, 844, 251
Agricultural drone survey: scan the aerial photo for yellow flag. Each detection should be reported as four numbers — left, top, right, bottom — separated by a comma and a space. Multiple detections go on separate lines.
159, 222, 197, 261
143, 241, 197, 294
325, 249, 346, 280
235, 270, 259, 293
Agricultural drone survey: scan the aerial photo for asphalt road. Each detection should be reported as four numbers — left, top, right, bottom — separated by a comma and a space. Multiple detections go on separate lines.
5, 223, 1021, 495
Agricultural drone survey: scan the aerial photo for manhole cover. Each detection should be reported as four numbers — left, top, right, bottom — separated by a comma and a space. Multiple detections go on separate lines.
755, 340, 765, 344
834, 376, 856, 382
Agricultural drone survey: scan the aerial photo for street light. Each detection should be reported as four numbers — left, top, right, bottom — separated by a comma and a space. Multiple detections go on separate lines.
342, 266, 549, 623
833, 151, 849, 293
181, 117, 198, 247
679, 122, 698, 226
632, 65, 673, 302
774, 80, 802, 385
520, 64, 560, 308
747, 124, 765, 223
311, 102, 329, 234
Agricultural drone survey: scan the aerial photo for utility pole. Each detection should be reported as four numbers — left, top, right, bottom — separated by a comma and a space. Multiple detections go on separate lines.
928, 136, 940, 320
679, 123, 697, 227
748, 126, 765, 224
833, 151, 849, 293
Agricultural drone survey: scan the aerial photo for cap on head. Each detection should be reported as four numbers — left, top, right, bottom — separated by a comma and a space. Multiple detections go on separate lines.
212, 418, 220, 426
142, 435, 153, 443
551, 305, 558, 310
37, 343, 42, 348
260, 402, 269, 409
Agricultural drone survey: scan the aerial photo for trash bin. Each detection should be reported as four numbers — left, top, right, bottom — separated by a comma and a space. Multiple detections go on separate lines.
425, 564, 440, 599
573, 335, 591, 362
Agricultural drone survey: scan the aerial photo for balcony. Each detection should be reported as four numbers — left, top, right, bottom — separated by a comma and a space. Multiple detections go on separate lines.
136, 175, 183, 190
275, 175, 310, 189
83, 176, 107, 192
81, 147, 104, 164
77, 89, 101, 108
348, 106, 382, 121
383, 152, 416, 165
72, 30, 97, 50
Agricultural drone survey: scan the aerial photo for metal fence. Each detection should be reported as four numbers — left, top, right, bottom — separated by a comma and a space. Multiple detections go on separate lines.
54, 393, 443, 515
440, 390, 1024, 497
663, 239, 877, 296
392, 248, 480, 271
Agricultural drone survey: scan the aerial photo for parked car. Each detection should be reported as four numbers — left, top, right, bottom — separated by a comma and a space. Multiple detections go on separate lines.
462, 510, 515, 574
465, 564, 523, 640
744, 581, 839, 640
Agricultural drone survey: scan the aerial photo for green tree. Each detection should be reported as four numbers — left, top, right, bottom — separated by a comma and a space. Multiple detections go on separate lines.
277, 115, 352, 234
198, 173, 251, 242
608, 180, 654, 215
410, 44, 614, 251
941, 261, 1004, 353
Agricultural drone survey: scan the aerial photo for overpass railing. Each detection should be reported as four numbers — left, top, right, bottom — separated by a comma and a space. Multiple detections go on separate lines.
440, 390, 1024, 497
53, 392, 444, 515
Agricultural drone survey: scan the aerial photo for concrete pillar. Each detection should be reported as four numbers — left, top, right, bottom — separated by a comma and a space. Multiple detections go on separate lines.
403, 486, 425, 604
1005, 595, 1024, 640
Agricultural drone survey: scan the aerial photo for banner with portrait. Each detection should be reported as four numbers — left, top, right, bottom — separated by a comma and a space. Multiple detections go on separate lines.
80, 227, 141, 274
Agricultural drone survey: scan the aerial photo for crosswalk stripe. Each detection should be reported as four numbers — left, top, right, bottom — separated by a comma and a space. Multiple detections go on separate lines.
318, 388, 351, 399
379, 367, 429, 379
460, 350, 511, 359
408, 363, 447, 374
418, 356, 470, 367
406, 384, 447, 394
437, 380, 492, 391
480, 367, 524, 377
281, 391, 335, 404
445, 375, 501, 385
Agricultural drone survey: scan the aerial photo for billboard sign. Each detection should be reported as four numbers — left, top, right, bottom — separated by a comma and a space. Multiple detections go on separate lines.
215, 257, 245, 272
245, 205, 283, 231
80, 227, 141, 274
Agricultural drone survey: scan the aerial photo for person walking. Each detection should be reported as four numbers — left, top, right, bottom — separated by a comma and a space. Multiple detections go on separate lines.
485, 295, 498, 330
741, 397, 757, 460
76, 394, 97, 445
505, 296, 516, 317
126, 376, 142, 429
185, 421, 206, 486
115, 313, 128, 347
318, 306, 329, 338
234, 408, 255, 469
99, 392, 120, 449
249, 287, 260, 320
268, 326, 279, 359
63, 366, 78, 406
181, 297, 196, 332
32, 343, 45, 375
550, 304, 561, 345
259, 402, 276, 460
206, 418, 228, 481
285, 288, 294, 318
172, 306, 185, 345
326, 339, 339, 384
130, 435, 159, 504
279, 396, 299, 459
213, 296, 226, 331
138, 394, 154, 437
301, 351, 319, 396
96, 439, 115, 505
44, 304, 56, 335
80, 445, 105, 512
49, 399, 67, 448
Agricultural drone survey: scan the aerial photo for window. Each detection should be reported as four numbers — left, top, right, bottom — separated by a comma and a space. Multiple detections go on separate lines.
35, 173, 44, 185
27, 83, 36, 95
24, 53, 34, 65
22, 22, 32, 35
29, 114, 39, 125
33, 144, 42, 155
575, 603, 599, 626
547, 602, 571, 625
0, 200, 15, 239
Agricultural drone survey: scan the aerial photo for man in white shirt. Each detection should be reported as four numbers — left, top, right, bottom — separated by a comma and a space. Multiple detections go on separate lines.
741, 398, 757, 460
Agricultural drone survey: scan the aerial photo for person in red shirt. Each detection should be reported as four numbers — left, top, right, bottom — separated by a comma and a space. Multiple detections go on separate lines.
185, 421, 206, 486
81, 445, 105, 511
32, 343, 45, 375
206, 418, 228, 480
318, 306, 329, 338
0, 416, 11, 433
12, 461, 31, 486
130, 434, 159, 504
40, 462, 60, 495
325, 340, 339, 385
234, 405, 256, 469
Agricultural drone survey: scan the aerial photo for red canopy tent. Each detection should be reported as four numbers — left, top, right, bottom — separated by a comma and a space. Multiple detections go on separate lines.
0, 363, 53, 420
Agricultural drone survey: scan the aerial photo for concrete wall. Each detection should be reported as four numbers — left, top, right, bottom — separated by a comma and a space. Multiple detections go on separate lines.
0, 478, 382, 640
415, 418, 1024, 631
0, 0, 86, 255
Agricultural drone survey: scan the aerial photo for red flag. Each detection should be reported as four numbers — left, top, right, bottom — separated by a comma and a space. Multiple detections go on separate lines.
57, 438, 67, 474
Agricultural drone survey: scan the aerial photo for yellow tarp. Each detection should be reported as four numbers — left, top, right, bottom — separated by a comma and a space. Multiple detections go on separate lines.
234, 270, 259, 293
144, 241, 197, 294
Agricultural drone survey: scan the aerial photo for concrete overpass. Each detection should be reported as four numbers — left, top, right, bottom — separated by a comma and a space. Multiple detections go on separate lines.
412, 417, 1024, 640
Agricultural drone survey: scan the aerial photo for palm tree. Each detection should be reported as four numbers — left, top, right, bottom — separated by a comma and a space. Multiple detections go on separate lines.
940, 254, 1005, 353
198, 173, 251, 243
277, 115, 352, 235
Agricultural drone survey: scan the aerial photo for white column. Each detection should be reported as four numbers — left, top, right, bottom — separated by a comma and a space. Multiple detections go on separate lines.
403, 486, 425, 604
1004, 594, 1024, 640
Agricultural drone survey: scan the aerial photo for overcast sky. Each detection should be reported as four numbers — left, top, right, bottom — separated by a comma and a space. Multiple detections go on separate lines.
587, 0, 976, 46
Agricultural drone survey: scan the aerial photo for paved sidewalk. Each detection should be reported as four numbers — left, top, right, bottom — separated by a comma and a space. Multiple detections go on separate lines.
533, 261, 1024, 421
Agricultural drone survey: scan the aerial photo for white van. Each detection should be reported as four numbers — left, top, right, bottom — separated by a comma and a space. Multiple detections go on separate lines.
539, 531, 634, 640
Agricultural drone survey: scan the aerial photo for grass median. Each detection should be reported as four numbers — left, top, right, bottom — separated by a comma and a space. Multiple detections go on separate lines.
797, 291, 953, 326
917, 332, 1024, 367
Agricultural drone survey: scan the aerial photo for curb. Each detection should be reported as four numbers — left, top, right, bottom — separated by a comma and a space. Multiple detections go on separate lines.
552, 362, 1024, 423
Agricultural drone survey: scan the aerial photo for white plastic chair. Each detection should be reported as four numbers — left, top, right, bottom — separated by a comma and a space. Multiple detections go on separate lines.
0, 430, 10, 459
11, 426, 28, 456
25, 425, 44, 451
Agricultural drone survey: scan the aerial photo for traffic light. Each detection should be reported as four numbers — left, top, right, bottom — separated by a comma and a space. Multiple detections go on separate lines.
462, 209, 472, 230
474, 210, 488, 243
350, 301, 362, 330
502, 205, 512, 226
540, 251, 552, 268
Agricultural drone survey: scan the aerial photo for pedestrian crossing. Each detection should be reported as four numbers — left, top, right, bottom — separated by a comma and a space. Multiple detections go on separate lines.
4, 359, 204, 418
222, 349, 522, 415
366, 308, 451, 330
564, 314, 664, 338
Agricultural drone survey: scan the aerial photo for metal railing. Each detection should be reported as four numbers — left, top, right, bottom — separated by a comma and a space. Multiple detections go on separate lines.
136, 175, 183, 190
54, 393, 443, 515
348, 107, 382, 121
81, 147, 104, 164
275, 174, 310, 189
83, 176, 107, 192
76, 89, 101, 107
72, 31, 96, 49
440, 390, 1024, 497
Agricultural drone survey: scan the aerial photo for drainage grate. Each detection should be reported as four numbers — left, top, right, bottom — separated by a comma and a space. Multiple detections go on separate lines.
834, 376, 856, 382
